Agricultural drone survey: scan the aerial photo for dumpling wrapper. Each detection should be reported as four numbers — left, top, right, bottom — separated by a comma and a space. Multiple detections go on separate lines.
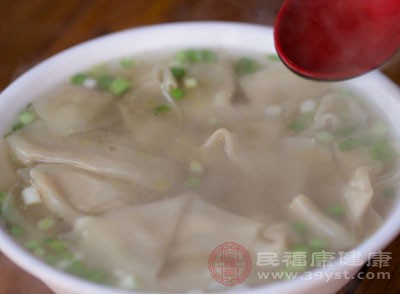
200, 134, 315, 218
7, 122, 179, 191
30, 164, 154, 223
158, 202, 296, 289
34, 86, 119, 137
62, 194, 193, 287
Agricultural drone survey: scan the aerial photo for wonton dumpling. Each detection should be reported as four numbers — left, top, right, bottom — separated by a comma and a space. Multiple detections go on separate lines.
313, 93, 368, 131
62, 194, 193, 287
157, 195, 266, 290
7, 122, 180, 191
343, 166, 383, 236
34, 86, 119, 137
30, 164, 152, 223
289, 194, 357, 250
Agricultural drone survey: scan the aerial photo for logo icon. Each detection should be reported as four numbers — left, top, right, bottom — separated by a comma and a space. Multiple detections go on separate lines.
208, 242, 252, 286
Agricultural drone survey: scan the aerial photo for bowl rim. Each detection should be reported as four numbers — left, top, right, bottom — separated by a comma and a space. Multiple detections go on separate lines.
0, 21, 400, 294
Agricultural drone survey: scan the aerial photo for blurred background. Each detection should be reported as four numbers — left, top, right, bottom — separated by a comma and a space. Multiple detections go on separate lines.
0, 0, 399, 293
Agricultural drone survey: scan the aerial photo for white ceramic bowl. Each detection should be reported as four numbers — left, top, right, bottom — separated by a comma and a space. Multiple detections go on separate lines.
0, 22, 400, 294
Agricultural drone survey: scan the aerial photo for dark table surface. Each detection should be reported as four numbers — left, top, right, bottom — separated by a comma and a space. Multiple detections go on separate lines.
0, 1, 399, 293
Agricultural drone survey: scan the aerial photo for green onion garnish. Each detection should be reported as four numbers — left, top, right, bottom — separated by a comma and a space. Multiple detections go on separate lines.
109, 78, 131, 96
0, 192, 7, 202
37, 217, 55, 231
292, 221, 307, 234
25, 240, 41, 250
48, 239, 66, 252
33, 247, 46, 258
327, 205, 345, 217
70, 73, 88, 85
184, 177, 202, 188
120, 58, 134, 68
235, 57, 259, 75
9, 225, 24, 237
97, 74, 114, 90
338, 137, 365, 151
170, 67, 187, 79
308, 238, 327, 250
288, 112, 314, 133
19, 111, 35, 125
315, 131, 335, 145
12, 122, 25, 132
170, 88, 185, 100
384, 188, 396, 198
154, 105, 170, 114
369, 138, 397, 161
333, 125, 357, 137
291, 243, 308, 252
189, 161, 204, 174
177, 49, 217, 63
267, 54, 280, 61
370, 121, 389, 136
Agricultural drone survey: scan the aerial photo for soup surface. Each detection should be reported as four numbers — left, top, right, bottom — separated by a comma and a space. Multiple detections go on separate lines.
0, 49, 398, 292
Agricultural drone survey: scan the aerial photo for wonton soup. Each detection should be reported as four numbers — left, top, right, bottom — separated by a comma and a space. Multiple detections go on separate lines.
0, 48, 398, 292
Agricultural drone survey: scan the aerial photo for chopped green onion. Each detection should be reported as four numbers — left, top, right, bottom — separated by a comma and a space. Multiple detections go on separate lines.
154, 105, 170, 114
9, 225, 24, 237
338, 137, 365, 151
184, 78, 198, 89
120, 58, 134, 68
66, 260, 107, 283
87, 270, 107, 283
370, 121, 389, 136
33, 247, 46, 258
308, 238, 327, 250
12, 122, 25, 132
315, 131, 335, 145
97, 74, 114, 90
369, 139, 397, 161
267, 54, 280, 61
235, 57, 259, 75
170, 88, 185, 100
384, 188, 396, 198
48, 239, 66, 252
288, 112, 314, 133
282, 264, 308, 274
45, 254, 60, 265
184, 177, 202, 188
70, 73, 88, 85
0, 192, 7, 203
177, 49, 217, 63
327, 205, 345, 217
109, 78, 131, 96
19, 111, 35, 125
292, 221, 307, 234
37, 217, 55, 231
189, 161, 204, 175
170, 67, 186, 79
333, 125, 357, 137
25, 240, 41, 250
291, 243, 308, 252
